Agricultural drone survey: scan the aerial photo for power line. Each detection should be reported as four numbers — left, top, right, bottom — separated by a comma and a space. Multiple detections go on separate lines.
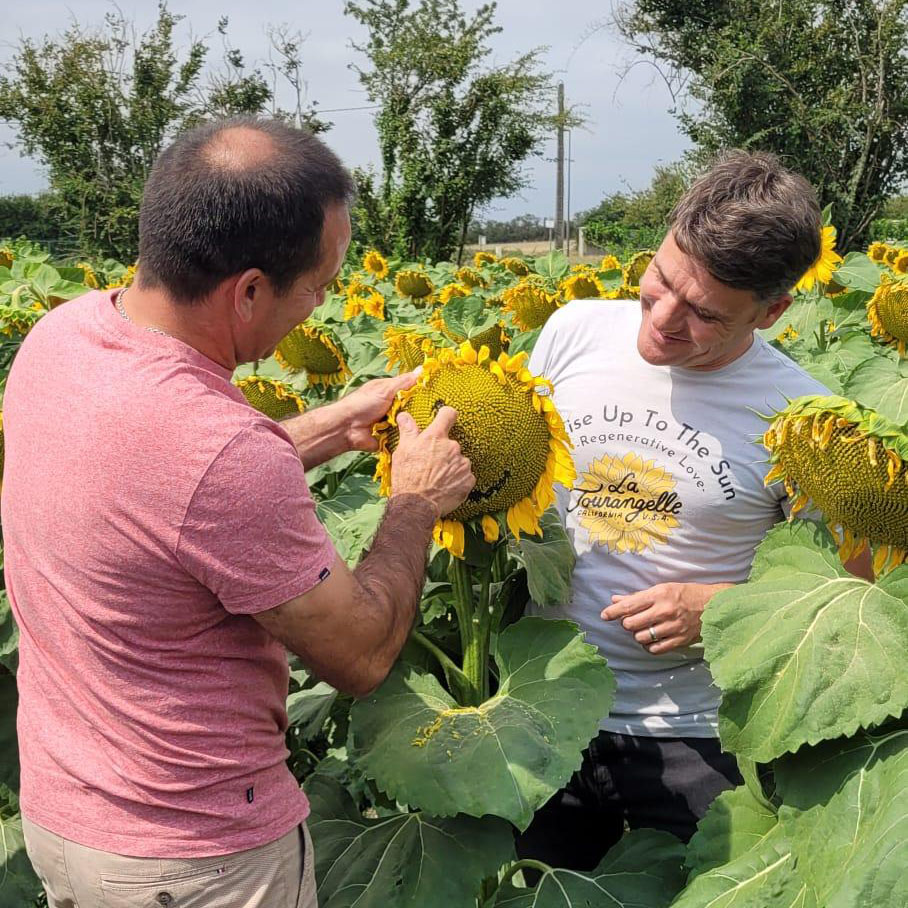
315, 104, 381, 113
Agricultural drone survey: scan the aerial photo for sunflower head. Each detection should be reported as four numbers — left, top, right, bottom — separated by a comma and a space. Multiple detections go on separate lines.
620, 251, 655, 297
500, 257, 531, 276
0, 305, 44, 337
103, 263, 137, 291
599, 254, 621, 272
373, 343, 575, 557
383, 325, 438, 373
473, 251, 497, 267
893, 252, 908, 276
866, 275, 908, 357
763, 395, 908, 574
0, 248, 12, 270
275, 322, 351, 387
345, 272, 371, 299
234, 375, 307, 421
76, 262, 99, 289
868, 242, 890, 264
438, 283, 470, 305
363, 249, 390, 280
885, 247, 901, 266
560, 269, 605, 301
776, 324, 799, 344
344, 289, 385, 321
500, 279, 562, 331
395, 269, 435, 303
795, 225, 844, 292
455, 266, 486, 289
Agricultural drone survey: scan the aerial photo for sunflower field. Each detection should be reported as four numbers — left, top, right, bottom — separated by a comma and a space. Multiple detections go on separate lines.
0, 234, 906, 907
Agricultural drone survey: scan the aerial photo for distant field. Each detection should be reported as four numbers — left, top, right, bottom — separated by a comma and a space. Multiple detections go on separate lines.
465, 238, 604, 264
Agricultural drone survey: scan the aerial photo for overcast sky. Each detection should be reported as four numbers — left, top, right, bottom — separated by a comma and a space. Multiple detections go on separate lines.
0, 0, 692, 221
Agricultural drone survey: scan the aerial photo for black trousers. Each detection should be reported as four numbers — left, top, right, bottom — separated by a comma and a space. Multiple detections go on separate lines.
516, 730, 742, 873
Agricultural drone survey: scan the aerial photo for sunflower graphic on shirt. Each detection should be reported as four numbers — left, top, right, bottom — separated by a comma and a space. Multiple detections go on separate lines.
570, 451, 682, 554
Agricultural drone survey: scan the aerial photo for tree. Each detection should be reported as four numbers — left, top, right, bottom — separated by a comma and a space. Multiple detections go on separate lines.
615, 0, 908, 250
0, 194, 64, 250
576, 162, 687, 255
0, 4, 324, 261
344, 0, 554, 262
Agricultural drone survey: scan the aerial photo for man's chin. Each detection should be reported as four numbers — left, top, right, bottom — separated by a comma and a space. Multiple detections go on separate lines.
637, 336, 681, 366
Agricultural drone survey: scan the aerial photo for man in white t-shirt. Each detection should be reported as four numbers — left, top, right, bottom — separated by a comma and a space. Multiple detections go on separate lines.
517, 150, 872, 871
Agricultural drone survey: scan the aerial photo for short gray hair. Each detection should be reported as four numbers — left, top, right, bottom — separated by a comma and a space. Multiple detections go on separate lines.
669, 150, 821, 302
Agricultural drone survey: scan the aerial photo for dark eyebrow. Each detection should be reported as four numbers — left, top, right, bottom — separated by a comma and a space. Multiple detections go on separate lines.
652, 258, 726, 321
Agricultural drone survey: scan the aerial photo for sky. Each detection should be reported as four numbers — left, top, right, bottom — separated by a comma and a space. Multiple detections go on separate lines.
0, 0, 692, 222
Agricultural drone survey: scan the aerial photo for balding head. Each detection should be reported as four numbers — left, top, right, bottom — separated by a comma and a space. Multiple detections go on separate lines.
201, 126, 280, 172
138, 117, 355, 304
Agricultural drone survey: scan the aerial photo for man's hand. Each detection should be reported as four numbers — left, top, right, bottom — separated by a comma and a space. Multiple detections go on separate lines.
391, 407, 475, 517
338, 371, 420, 453
600, 582, 733, 655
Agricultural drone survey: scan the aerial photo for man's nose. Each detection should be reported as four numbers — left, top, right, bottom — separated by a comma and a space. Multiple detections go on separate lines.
651, 295, 686, 333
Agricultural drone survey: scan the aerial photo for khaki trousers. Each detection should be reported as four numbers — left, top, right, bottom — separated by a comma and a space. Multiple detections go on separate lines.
22, 816, 317, 908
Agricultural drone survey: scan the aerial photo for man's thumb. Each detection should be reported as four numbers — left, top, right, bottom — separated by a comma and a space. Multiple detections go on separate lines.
396, 411, 418, 437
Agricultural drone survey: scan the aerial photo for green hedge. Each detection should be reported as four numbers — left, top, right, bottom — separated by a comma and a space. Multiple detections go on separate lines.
870, 218, 908, 244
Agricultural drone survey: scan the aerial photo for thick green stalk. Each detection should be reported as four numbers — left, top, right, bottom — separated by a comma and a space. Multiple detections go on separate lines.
816, 316, 828, 352
449, 556, 474, 655
409, 629, 472, 704
463, 567, 492, 702
496, 859, 552, 889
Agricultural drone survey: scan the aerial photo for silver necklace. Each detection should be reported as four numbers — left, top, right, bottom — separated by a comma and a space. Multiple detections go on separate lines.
115, 287, 173, 338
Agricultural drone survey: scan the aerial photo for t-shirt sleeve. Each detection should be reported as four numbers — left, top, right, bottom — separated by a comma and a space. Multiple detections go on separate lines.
175, 422, 337, 615
528, 305, 564, 377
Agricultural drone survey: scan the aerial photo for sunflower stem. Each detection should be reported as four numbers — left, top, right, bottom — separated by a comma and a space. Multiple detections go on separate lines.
409, 629, 471, 702
449, 557, 481, 706
497, 859, 553, 890
816, 316, 828, 352
460, 559, 494, 705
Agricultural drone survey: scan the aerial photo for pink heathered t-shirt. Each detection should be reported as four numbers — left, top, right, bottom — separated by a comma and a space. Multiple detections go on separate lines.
2, 289, 337, 857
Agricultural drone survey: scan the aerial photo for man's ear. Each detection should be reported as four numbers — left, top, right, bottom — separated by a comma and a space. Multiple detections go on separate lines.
232, 269, 265, 324
755, 293, 793, 330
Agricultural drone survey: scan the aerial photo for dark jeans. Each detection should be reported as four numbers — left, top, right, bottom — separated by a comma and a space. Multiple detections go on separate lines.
516, 730, 742, 874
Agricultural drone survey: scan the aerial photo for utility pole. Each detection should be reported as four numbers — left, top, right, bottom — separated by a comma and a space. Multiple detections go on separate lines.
554, 81, 565, 252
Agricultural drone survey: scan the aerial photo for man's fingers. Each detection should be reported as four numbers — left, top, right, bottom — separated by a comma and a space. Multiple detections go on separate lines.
425, 405, 458, 437
601, 590, 652, 621
387, 371, 419, 395
643, 635, 687, 656
396, 411, 418, 436
633, 621, 675, 645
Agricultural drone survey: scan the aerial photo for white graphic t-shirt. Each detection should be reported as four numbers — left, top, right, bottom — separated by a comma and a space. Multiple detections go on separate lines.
527, 300, 829, 738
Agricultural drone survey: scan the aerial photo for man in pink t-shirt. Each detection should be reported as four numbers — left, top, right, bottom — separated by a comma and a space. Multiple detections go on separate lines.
2, 118, 475, 908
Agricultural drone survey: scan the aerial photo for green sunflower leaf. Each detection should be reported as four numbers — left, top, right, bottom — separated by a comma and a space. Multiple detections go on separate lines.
844, 355, 908, 427
0, 592, 18, 675
760, 296, 833, 345
307, 774, 514, 908
442, 295, 500, 340
830, 252, 883, 293
493, 828, 686, 908
350, 617, 615, 830
0, 799, 42, 905
316, 474, 385, 566
669, 823, 814, 908
685, 784, 778, 880
775, 727, 908, 908
703, 521, 908, 762
509, 507, 575, 607
533, 251, 571, 282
